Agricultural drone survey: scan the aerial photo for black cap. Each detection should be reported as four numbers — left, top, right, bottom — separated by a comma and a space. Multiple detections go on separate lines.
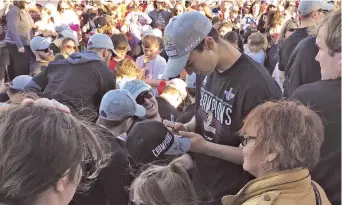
127, 120, 175, 164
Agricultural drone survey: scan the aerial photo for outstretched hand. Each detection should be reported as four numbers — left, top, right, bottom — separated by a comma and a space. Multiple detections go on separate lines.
179, 131, 208, 154
21, 98, 71, 114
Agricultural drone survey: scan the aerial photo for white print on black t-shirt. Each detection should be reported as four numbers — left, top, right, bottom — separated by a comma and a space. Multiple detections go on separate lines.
224, 88, 235, 101
203, 111, 216, 135
202, 76, 207, 86
200, 89, 233, 126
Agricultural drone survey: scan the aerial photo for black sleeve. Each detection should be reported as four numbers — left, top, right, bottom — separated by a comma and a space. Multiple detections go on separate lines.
95, 63, 116, 100
278, 45, 285, 72
24, 64, 49, 94
98, 150, 131, 205
240, 85, 280, 118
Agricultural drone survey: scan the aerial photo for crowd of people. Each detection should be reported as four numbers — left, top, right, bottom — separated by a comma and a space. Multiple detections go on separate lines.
0, 0, 340, 205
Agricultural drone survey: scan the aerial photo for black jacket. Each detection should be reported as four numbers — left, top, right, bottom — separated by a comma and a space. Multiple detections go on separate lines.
25, 51, 115, 121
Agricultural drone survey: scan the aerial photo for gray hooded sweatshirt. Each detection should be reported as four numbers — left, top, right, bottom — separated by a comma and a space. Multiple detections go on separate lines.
25, 51, 116, 120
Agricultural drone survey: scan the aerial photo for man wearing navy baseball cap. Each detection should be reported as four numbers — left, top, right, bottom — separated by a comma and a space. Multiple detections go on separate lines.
163, 11, 281, 204
25, 33, 116, 121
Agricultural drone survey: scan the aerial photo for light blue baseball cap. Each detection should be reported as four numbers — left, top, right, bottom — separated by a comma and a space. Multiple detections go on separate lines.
10, 75, 33, 91
99, 89, 146, 121
30, 36, 51, 51
163, 11, 212, 78
87, 33, 118, 56
121, 80, 152, 99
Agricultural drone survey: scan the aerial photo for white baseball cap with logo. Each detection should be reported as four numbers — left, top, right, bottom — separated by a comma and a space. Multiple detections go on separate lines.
163, 11, 212, 78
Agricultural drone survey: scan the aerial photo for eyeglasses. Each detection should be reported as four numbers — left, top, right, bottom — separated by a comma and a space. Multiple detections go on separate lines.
240, 135, 257, 147
136, 90, 154, 105
36, 48, 50, 53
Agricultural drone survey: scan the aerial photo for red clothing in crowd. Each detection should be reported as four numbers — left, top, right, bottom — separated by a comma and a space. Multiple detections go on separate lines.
109, 55, 134, 71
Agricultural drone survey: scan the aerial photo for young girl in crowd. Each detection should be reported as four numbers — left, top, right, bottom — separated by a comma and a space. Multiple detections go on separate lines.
136, 34, 166, 95
245, 32, 266, 64
130, 161, 197, 205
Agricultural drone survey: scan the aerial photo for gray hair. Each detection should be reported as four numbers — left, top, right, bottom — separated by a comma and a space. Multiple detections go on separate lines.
239, 100, 324, 171
129, 161, 198, 205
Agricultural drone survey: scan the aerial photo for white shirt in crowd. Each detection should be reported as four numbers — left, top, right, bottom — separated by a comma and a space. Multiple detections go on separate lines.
136, 54, 167, 95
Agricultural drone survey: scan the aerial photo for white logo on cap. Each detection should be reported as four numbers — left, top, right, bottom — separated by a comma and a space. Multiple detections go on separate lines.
185, 36, 201, 53
152, 133, 173, 157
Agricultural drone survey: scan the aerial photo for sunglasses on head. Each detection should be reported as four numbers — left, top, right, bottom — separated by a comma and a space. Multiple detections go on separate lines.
36, 48, 50, 53
136, 90, 154, 105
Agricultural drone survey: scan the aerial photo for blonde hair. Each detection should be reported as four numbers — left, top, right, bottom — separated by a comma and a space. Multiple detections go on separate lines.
278, 18, 299, 43
115, 58, 142, 79
239, 100, 324, 171
197, 3, 213, 20
248, 32, 265, 52
129, 161, 197, 205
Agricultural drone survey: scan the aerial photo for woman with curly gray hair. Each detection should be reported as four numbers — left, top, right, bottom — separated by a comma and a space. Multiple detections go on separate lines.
222, 100, 331, 205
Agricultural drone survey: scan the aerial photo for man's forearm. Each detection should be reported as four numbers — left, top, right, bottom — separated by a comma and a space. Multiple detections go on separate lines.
202, 142, 243, 165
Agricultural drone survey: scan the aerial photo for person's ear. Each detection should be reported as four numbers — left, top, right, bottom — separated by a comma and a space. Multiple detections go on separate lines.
204, 37, 215, 50
265, 152, 278, 163
55, 174, 69, 193
311, 10, 319, 19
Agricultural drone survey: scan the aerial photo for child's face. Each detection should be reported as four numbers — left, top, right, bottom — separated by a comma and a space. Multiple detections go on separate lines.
115, 48, 128, 59
142, 45, 159, 60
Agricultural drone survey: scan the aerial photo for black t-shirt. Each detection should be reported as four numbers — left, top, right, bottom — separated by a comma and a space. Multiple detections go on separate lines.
264, 43, 279, 75
193, 54, 282, 205
291, 78, 341, 205
156, 97, 180, 121
283, 36, 321, 97
278, 27, 309, 72
70, 127, 131, 205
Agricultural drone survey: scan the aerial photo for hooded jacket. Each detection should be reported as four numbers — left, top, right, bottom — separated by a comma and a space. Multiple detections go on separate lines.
222, 168, 331, 205
25, 51, 115, 120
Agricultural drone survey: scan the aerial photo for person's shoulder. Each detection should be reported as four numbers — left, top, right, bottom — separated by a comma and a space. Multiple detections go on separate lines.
291, 81, 326, 99
136, 55, 144, 61
156, 55, 166, 63
298, 36, 316, 46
